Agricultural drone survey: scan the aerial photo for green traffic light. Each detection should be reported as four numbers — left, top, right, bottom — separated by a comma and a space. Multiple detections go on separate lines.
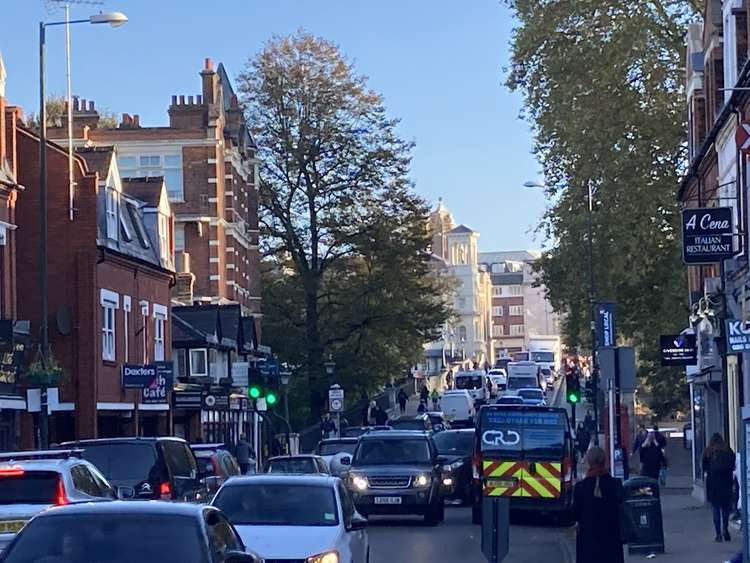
266, 392, 278, 405
568, 393, 579, 403
249, 386, 261, 399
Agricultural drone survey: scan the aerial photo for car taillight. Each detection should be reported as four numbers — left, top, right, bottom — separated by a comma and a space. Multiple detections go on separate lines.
56, 477, 68, 505
0, 466, 24, 477
159, 482, 172, 498
472, 451, 481, 480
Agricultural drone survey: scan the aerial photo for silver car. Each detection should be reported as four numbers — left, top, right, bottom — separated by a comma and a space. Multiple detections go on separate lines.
0, 449, 120, 551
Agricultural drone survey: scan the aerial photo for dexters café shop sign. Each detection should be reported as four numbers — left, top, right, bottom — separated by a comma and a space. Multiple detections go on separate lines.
682, 207, 734, 264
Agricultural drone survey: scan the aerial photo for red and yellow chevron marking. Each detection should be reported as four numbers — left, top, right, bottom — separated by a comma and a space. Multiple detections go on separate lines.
482, 460, 562, 498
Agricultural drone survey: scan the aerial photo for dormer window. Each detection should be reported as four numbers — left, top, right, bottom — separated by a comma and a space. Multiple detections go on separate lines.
105, 188, 118, 241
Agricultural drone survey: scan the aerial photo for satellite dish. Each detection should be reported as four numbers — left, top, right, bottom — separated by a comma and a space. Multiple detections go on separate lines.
56, 305, 72, 336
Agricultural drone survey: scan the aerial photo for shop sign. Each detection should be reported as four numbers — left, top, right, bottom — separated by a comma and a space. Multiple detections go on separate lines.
122, 364, 158, 389
203, 392, 229, 410
660, 334, 698, 366
596, 302, 616, 348
682, 207, 734, 264
726, 319, 750, 353
172, 391, 202, 410
123, 362, 173, 404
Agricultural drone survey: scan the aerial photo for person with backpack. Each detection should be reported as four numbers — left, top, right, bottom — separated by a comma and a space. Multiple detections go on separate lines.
430, 388, 440, 410
702, 433, 736, 542
397, 388, 409, 413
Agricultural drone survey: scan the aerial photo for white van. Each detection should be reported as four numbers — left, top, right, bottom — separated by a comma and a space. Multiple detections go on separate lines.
454, 371, 488, 403
440, 390, 476, 427
506, 361, 544, 393
487, 368, 507, 396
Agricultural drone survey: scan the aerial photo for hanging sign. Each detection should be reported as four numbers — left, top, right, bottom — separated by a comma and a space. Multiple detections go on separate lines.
682, 207, 733, 264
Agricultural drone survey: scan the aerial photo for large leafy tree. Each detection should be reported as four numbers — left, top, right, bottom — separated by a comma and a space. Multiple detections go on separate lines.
239, 32, 453, 419
505, 1, 699, 416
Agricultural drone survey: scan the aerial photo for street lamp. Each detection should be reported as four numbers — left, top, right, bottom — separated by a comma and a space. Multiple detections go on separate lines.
523, 179, 599, 444
324, 356, 336, 379
38, 10, 128, 448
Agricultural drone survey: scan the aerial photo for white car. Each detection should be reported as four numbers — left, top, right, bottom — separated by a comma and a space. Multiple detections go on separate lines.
212, 474, 369, 563
440, 390, 476, 427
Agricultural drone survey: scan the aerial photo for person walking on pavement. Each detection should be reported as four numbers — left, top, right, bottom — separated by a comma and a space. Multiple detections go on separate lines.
575, 422, 591, 459
583, 409, 595, 434
653, 423, 667, 449
639, 432, 666, 481
633, 424, 648, 454
702, 433, 736, 542
419, 383, 430, 404
374, 404, 388, 426
321, 413, 337, 440
573, 446, 624, 563
430, 388, 440, 410
397, 388, 409, 413
417, 400, 427, 414
235, 434, 253, 475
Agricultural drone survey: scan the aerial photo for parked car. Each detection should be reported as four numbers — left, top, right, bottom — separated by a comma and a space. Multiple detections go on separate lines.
315, 437, 359, 476
389, 414, 433, 433
439, 390, 476, 428
433, 429, 475, 504
266, 454, 330, 475
190, 444, 243, 496
0, 501, 261, 562
346, 430, 445, 524
62, 437, 208, 502
0, 449, 121, 551
212, 475, 369, 563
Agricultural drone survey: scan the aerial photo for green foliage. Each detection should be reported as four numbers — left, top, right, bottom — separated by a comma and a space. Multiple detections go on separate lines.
25, 95, 118, 129
241, 31, 453, 421
505, 0, 698, 417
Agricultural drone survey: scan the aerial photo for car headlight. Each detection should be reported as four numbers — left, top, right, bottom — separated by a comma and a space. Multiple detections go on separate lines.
350, 474, 368, 491
450, 460, 463, 470
307, 550, 339, 563
414, 474, 431, 487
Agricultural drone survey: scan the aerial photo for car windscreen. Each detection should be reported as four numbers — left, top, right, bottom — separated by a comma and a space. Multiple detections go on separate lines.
0, 471, 59, 504
518, 389, 543, 400
507, 377, 538, 390
318, 442, 357, 456
479, 409, 566, 458
267, 458, 317, 474
433, 432, 474, 455
390, 420, 426, 431
79, 443, 159, 483
531, 351, 555, 363
214, 484, 338, 526
455, 375, 483, 390
1, 514, 205, 563
354, 438, 431, 465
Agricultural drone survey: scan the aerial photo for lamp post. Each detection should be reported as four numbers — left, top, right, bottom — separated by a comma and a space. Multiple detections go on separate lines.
324, 355, 336, 382
279, 364, 292, 436
523, 179, 599, 445
38, 11, 127, 448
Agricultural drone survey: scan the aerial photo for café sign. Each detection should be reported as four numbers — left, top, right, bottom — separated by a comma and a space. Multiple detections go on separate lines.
682, 207, 734, 264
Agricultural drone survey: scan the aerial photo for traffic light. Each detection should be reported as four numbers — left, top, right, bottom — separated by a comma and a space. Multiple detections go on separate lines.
248, 367, 263, 399
566, 369, 581, 404
247, 364, 279, 406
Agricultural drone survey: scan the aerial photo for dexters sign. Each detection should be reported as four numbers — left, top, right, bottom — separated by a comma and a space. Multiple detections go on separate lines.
682, 207, 734, 264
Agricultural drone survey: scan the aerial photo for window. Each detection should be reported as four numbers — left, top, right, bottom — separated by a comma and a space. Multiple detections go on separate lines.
509, 305, 523, 316
492, 325, 505, 337
120, 215, 132, 242
190, 349, 208, 377
457, 326, 467, 342
71, 465, 112, 498
140, 301, 149, 363
105, 188, 118, 241
160, 441, 197, 478
510, 285, 523, 296
158, 214, 169, 260
173, 349, 187, 378
174, 223, 185, 252
123, 296, 131, 362
210, 349, 228, 381
118, 152, 184, 201
154, 314, 165, 361
100, 289, 119, 361
492, 286, 502, 296
457, 297, 466, 309
510, 324, 525, 336
491, 263, 505, 274
127, 203, 151, 249
492, 306, 504, 316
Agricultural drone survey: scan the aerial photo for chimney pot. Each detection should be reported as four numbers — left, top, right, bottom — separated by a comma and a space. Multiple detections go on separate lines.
80, 99, 86, 111
204, 57, 214, 71
188, 95, 194, 104
121, 113, 132, 126
179, 95, 185, 104
89, 100, 95, 111
171, 95, 177, 105
197, 95, 202, 104
133, 115, 140, 127
72, 96, 80, 111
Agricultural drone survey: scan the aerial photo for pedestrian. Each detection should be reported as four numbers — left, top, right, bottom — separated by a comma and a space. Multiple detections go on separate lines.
340, 416, 349, 436
639, 432, 666, 481
417, 400, 427, 413
653, 423, 667, 449
321, 413, 337, 439
430, 388, 440, 410
575, 422, 591, 459
419, 383, 429, 404
235, 434, 253, 475
702, 433, 736, 542
583, 409, 595, 434
397, 388, 408, 413
633, 424, 648, 454
374, 404, 388, 426
446, 370, 454, 389
573, 446, 624, 563
367, 401, 377, 425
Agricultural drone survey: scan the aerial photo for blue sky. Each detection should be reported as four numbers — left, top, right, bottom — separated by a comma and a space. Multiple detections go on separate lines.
2, 0, 546, 251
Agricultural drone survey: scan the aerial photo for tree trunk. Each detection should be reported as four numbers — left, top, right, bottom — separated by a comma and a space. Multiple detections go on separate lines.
305, 278, 324, 420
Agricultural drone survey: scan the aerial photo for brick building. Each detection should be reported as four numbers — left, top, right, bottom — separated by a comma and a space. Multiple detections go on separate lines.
0, 52, 27, 450
15, 136, 174, 442
48, 58, 261, 332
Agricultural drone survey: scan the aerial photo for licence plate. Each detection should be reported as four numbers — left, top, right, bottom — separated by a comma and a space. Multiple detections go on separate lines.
374, 496, 402, 505
0, 520, 26, 534
486, 478, 517, 488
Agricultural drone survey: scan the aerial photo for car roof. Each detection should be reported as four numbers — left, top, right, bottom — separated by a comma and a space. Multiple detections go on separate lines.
219, 474, 338, 487
517, 387, 543, 393
268, 454, 322, 461
36, 501, 208, 518
319, 437, 358, 444
190, 443, 228, 450
361, 430, 430, 439
62, 437, 187, 446
0, 458, 85, 471
437, 428, 474, 434
392, 415, 426, 421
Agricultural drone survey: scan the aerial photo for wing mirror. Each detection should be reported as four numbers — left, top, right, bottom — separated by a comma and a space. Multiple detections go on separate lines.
349, 513, 368, 531
116, 486, 136, 500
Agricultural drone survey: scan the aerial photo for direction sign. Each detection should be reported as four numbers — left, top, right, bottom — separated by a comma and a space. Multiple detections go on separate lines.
737, 122, 750, 155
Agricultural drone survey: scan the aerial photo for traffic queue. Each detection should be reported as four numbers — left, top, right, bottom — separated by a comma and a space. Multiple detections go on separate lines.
0, 361, 565, 562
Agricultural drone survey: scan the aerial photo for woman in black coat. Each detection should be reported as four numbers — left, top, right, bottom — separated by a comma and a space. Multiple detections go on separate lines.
702, 433, 736, 542
573, 446, 624, 563
639, 432, 666, 480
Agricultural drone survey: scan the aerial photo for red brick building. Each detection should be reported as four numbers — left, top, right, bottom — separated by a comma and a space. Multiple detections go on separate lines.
48, 58, 261, 329
15, 134, 175, 442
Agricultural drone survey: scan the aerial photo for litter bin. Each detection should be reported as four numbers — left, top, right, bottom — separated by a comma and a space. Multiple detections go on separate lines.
622, 476, 665, 555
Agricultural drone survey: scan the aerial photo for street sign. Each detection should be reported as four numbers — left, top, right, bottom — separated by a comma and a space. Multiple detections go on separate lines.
736, 121, 750, 155
328, 387, 344, 400
329, 398, 343, 412
596, 302, 616, 348
659, 334, 698, 366
329, 385, 344, 413
726, 319, 750, 353
682, 207, 733, 264
481, 497, 509, 562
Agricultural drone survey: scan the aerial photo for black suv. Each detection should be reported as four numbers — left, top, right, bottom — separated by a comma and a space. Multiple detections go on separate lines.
62, 437, 208, 502
345, 430, 445, 524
